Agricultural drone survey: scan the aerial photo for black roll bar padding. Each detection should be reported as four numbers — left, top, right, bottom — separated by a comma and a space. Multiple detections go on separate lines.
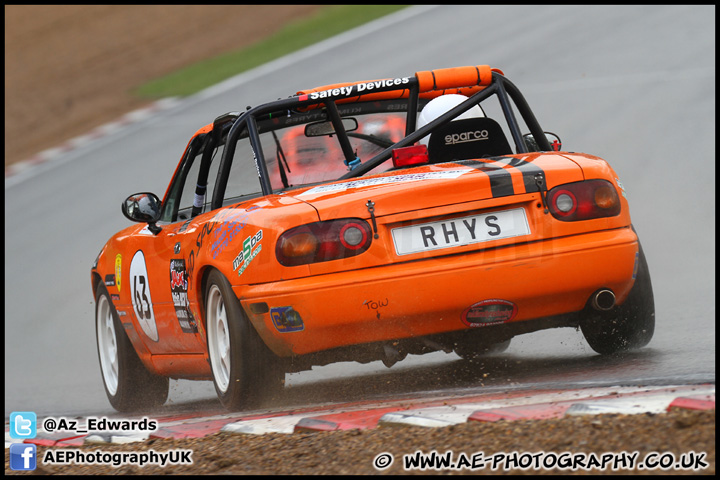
214, 76, 427, 200
405, 82, 420, 136
500, 76, 552, 152
212, 112, 241, 135
340, 82, 500, 179
212, 69, 552, 206
213, 100, 293, 207
191, 134, 215, 217
324, 100, 357, 165
163, 132, 205, 221
246, 115, 273, 195
494, 74, 527, 154
212, 122, 241, 210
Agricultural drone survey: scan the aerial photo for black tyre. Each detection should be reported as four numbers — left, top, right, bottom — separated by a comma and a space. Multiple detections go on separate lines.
205, 270, 284, 410
454, 338, 511, 360
95, 284, 168, 412
581, 240, 655, 354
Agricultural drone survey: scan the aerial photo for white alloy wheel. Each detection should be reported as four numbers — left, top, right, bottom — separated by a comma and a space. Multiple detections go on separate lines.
94, 284, 169, 411
96, 293, 119, 395
207, 284, 231, 393
204, 270, 285, 409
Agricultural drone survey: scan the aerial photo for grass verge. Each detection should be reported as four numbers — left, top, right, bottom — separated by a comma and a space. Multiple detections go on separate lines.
134, 5, 409, 98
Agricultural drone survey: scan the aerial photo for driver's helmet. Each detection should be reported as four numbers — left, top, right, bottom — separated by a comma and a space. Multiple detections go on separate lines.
417, 94, 485, 146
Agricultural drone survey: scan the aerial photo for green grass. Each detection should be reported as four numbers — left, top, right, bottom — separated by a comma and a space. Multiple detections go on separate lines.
134, 5, 410, 99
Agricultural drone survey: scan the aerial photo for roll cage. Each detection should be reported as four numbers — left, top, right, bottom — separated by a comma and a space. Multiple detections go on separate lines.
195, 66, 554, 213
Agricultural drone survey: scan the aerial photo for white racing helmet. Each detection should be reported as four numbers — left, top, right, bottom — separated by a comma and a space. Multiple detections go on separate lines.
417, 94, 485, 146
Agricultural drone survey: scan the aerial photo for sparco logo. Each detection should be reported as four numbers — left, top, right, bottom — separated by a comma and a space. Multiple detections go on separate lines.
445, 130, 489, 145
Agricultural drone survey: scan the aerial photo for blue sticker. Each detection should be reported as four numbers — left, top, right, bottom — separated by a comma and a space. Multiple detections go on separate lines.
632, 251, 639, 279
271, 306, 304, 333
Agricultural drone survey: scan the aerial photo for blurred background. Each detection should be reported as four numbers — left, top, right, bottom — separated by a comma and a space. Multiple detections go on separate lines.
5, 5, 406, 167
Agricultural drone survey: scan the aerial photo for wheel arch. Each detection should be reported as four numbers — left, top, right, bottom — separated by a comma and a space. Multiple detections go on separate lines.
91, 271, 104, 302
197, 265, 219, 332
197, 266, 255, 330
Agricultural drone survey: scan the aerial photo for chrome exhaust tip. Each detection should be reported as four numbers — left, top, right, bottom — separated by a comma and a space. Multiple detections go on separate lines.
592, 289, 616, 311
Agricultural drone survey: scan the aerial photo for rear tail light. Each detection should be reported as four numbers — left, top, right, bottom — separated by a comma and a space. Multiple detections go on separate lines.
276, 218, 373, 266
547, 179, 621, 221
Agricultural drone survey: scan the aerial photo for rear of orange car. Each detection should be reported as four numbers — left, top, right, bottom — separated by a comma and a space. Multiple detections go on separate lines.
90, 64, 653, 413
237, 151, 638, 358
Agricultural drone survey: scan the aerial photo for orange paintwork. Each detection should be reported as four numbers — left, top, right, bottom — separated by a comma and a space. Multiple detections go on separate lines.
242, 227, 637, 356
296, 65, 501, 109
92, 65, 640, 381
414, 65, 497, 91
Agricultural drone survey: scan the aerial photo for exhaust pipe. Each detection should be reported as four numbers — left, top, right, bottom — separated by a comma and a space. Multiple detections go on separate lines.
591, 289, 616, 311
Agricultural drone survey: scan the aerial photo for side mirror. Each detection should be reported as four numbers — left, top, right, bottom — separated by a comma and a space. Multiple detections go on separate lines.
122, 192, 162, 234
523, 132, 562, 152
305, 117, 358, 137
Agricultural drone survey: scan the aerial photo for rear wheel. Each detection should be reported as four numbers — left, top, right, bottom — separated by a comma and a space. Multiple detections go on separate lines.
95, 284, 168, 411
581, 240, 655, 354
205, 270, 284, 410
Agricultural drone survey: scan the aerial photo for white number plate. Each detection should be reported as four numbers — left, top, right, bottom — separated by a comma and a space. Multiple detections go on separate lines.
391, 208, 530, 256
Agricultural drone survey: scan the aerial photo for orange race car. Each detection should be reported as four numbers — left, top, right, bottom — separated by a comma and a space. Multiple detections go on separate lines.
91, 65, 654, 411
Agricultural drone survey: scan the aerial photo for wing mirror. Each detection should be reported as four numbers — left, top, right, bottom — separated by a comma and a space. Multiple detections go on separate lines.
523, 132, 562, 152
122, 192, 162, 234
305, 117, 358, 137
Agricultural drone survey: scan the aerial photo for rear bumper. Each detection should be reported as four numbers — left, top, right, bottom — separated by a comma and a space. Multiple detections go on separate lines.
237, 227, 638, 356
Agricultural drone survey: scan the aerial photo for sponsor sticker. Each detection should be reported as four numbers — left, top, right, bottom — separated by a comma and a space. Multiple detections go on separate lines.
299, 169, 471, 196
462, 299, 517, 327
234, 230, 263, 276
444, 129, 489, 145
632, 251, 639, 279
170, 259, 198, 334
115, 254, 122, 292
270, 306, 304, 333
302, 77, 411, 101
615, 177, 627, 198
211, 205, 262, 259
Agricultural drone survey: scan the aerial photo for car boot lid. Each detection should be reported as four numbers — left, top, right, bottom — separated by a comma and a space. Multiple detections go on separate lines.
287, 153, 584, 220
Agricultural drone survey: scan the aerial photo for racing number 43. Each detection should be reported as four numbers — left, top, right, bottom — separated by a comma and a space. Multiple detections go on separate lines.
133, 274, 151, 320
129, 250, 158, 341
